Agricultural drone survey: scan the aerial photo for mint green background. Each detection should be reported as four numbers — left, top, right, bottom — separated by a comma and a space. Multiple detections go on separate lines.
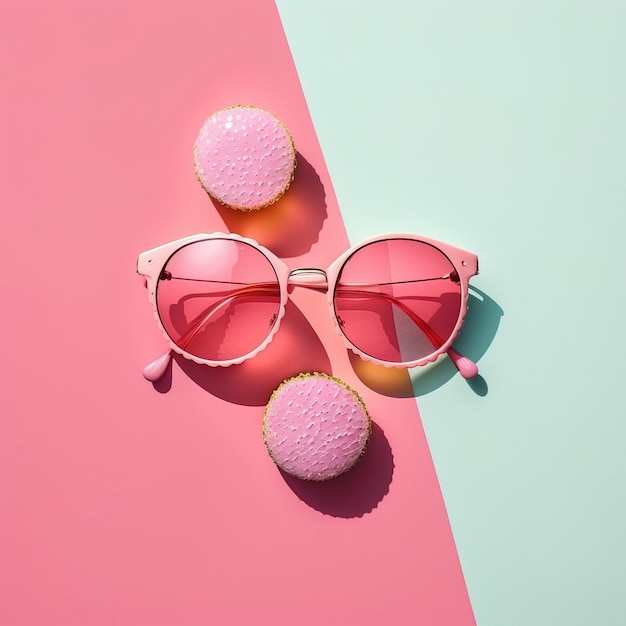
276, 1, 626, 625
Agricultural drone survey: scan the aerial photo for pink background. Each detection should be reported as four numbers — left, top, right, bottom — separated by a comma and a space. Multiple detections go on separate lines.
0, 1, 474, 624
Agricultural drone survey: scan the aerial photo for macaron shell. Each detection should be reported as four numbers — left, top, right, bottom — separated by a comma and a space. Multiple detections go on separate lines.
194, 105, 296, 211
263, 373, 372, 481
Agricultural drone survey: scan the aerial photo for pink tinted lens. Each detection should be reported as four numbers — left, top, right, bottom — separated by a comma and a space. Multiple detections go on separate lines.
156, 239, 281, 362
334, 239, 462, 363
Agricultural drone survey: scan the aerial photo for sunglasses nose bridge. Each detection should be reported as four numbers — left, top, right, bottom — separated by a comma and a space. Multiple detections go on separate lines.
288, 268, 328, 292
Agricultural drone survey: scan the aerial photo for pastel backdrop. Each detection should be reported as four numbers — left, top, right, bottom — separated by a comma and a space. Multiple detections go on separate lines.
2, 1, 624, 625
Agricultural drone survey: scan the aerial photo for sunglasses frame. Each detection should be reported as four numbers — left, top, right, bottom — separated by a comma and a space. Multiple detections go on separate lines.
137, 232, 478, 370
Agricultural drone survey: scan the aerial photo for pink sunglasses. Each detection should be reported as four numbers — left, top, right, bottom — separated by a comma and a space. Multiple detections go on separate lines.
137, 233, 479, 382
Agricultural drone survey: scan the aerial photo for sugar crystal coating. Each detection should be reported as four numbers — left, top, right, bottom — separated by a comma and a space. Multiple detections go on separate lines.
193, 105, 296, 211
263, 373, 371, 481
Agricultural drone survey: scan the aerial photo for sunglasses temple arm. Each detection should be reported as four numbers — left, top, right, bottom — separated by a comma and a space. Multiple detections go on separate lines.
143, 351, 173, 382
142, 283, 280, 382
336, 287, 479, 379
446, 346, 479, 379
391, 294, 479, 378
142, 282, 478, 382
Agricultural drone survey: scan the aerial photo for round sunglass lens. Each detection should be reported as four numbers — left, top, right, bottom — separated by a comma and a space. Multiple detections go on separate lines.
333, 239, 462, 364
156, 239, 281, 362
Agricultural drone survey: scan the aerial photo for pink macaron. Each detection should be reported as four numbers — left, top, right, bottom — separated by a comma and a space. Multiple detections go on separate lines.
263, 373, 372, 481
193, 105, 296, 211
